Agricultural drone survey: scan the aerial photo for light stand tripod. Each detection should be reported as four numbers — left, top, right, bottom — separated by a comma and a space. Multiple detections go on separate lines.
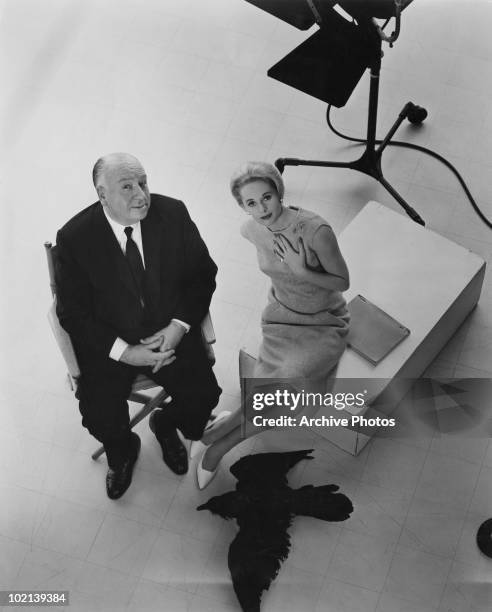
274, 10, 428, 226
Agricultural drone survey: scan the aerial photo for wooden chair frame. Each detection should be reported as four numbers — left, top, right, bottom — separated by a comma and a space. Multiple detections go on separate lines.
44, 241, 216, 461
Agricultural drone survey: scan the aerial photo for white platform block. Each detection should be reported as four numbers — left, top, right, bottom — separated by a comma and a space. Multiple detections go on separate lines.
241, 202, 486, 455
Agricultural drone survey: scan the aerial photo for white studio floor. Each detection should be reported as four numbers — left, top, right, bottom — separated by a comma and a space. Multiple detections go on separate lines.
1, 0, 492, 610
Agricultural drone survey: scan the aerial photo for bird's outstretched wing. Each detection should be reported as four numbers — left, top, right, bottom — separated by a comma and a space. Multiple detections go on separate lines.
228, 516, 292, 612
291, 484, 354, 521
230, 449, 314, 486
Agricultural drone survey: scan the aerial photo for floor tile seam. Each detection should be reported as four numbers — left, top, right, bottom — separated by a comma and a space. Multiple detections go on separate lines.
40, 440, 94, 459
102, 509, 164, 533
129, 535, 193, 594
423, 357, 460, 374
130, 462, 182, 483
418, 453, 481, 612
0, 430, 69, 453
354, 472, 419, 507
360, 433, 431, 493
1, 486, 59, 539
377, 589, 441, 612
0, 535, 30, 594
211, 292, 262, 311
323, 515, 393, 592
306, 462, 364, 494
150, 523, 214, 548
285, 563, 326, 612
207, 130, 268, 173
340, 522, 402, 549
174, 14, 273, 52
195, 54, 259, 84
429, 442, 490, 469
436, 548, 470, 610
282, 103, 334, 128
100, 36, 177, 56
450, 184, 492, 214
80, 506, 108, 567
455, 314, 492, 336
34, 481, 118, 513
465, 462, 491, 517
379, 543, 452, 612
395, 537, 463, 564
301, 457, 366, 486
323, 569, 386, 602
344, 476, 410, 525
71, 578, 139, 609
77, 551, 150, 583
43, 95, 121, 121
127, 573, 176, 595
407, 174, 468, 205
223, 115, 287, 151
400, 493, 472, 520
377, 438, 433, 599
0, 532, 36, 552
92, 507, 167, 540
30, 490, 107, 544
455, 363, 492, 379
319, 573, 383, 596
0, 475, 105, 505
279, 101, 338, 134
309, 518, 345, 588
11, 538, 92, 569
376, 434, 434, 454
412, 154, 471, 194
182, 108, 233, 138
181, 589, 228, 611
417, 433, 490, 469
157, 487, 192, 532
453, 356, 492, 379
235, 94, 293, 119
129, 462, 189, 489
383, 142, 422, 186
212, 296, 256, 316
455, 342, 492, 365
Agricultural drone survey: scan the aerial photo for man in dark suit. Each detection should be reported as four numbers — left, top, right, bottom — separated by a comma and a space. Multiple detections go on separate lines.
56, 152, 221, 498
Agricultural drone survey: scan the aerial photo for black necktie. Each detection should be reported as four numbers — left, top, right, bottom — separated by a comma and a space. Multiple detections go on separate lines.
124, 226, 145, 306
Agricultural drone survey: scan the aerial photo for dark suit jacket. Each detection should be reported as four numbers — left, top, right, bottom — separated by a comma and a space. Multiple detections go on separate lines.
56, 194, 217, 367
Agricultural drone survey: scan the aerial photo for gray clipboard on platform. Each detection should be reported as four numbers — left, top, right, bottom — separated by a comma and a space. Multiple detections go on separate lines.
347, 295, 410, 365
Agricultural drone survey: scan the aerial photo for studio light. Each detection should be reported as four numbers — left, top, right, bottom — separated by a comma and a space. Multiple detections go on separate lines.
245, 0, 427, 225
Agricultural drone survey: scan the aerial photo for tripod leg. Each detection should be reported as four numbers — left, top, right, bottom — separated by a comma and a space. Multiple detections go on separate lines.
377, 102, 413, 154
275, 157, 355, 174
378, 175, 425, 226
377, 102, 428, 155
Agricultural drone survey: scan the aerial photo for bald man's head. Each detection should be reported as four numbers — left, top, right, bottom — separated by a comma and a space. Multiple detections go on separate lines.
93, 153, 150, 225
92, 153, 143, 188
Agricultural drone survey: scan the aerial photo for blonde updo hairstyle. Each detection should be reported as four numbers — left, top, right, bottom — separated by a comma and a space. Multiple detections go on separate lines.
230, 161, 285, 207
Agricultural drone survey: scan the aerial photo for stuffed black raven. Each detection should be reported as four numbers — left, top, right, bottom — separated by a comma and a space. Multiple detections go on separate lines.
197, 449, 353, 612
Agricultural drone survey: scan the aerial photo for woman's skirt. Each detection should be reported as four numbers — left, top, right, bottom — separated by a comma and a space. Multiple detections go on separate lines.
254, 290, 350, 389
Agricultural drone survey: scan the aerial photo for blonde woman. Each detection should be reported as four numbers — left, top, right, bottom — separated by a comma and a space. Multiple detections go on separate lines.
196, 162, 350, 488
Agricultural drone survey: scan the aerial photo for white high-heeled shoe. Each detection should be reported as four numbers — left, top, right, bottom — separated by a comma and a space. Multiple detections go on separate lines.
196, 448, 221, 490
189, 410, 231, 459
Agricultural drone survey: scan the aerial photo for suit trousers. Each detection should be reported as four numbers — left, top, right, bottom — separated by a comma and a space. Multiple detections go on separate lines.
76, 329, 221, 468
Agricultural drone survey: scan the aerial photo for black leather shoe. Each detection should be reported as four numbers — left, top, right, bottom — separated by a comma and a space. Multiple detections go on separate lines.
106, 432, 141, 500
149, 410, 188, 475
